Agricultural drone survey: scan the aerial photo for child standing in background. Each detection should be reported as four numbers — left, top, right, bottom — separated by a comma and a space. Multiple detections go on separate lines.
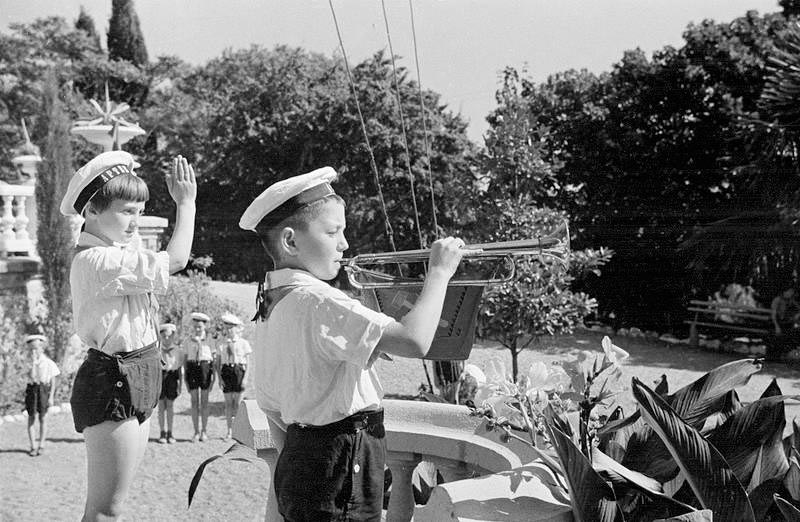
156, 323, 184, 444
216, 312, 252, 440
185, 312, 214, 442
24, 334, 60, 457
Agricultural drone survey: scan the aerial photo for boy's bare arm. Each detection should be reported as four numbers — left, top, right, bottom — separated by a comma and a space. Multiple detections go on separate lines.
165, 156, 197, 274
377, 237, 465, 358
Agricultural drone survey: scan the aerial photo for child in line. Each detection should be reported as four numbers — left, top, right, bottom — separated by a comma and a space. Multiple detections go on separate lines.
157, 323, 184, 444
61, 151, 196, 520
185, 311, 214, 442
239, 166, 465, 521
24, 334, 60, 457
216, 312, 252, 440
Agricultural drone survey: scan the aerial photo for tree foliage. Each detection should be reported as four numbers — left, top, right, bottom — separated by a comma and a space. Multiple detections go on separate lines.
133, 46, 480, 281
34, 71, 76, 362
107, 0, 148, 66
486, 10, 799, 329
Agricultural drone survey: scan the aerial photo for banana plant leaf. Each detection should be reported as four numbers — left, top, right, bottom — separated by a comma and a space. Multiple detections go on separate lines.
785, 454, 800, 502
544, 421, 623, 522
601, 359, 761, 443
632, 377, 756, 522
706, 394, 790, 492
749, 478, 791, 521
620, 360, 762, 481
593, 447, 697, 519
775, 494, 800, 521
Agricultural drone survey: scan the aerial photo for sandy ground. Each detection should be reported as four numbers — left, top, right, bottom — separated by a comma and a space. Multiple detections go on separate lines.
3, 281, 800, 520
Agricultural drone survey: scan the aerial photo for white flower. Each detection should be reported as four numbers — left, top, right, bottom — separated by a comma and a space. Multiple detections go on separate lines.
601, 336, 629, 367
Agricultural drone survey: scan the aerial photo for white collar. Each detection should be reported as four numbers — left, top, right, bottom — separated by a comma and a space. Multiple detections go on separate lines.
77, 231, 137, 249
267, 269, 325, 289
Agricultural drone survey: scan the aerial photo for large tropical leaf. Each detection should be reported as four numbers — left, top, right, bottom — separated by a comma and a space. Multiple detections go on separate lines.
706, 394, 790, 492
620, 359, 762, 481
749, 478, 791, 522
775, 494, 800, 522
667, 359, 762, 428
593, 447, 697, 519
631, 377, 755, 522
544, 421, 623, 522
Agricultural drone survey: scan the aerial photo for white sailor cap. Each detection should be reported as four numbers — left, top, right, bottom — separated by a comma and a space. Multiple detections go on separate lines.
158, 323, 177, 334
190, 312, 210, 322
220, 312, 243, 326
239, 166, 338, 231
60, 150, 138, 216
24, 334, 47, 344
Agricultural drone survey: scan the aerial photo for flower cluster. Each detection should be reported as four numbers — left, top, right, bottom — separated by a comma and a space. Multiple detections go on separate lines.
470, 336, 628, 455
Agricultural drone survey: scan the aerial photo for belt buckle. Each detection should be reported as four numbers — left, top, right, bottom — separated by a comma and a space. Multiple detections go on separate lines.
354, 413, 369, 431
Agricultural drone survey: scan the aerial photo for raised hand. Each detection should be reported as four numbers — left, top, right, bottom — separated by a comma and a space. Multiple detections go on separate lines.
166, 155, 197, 206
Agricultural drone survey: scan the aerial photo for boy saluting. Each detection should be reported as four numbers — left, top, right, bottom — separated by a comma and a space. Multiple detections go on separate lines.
239, 166, 465, 521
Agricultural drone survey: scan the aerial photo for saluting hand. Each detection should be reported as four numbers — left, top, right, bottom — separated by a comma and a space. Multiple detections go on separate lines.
166, 155, 197, 205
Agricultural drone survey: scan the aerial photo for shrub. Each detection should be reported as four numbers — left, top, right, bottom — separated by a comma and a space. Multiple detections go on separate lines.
159, 258, 248, 342
0, 297, 31, 415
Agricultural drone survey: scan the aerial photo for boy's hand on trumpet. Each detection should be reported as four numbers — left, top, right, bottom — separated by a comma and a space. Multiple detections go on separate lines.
428, 236, 466, 279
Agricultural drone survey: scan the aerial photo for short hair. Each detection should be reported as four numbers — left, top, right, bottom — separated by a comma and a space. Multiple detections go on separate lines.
86, 174, 149, 214
256, 194, 345, 266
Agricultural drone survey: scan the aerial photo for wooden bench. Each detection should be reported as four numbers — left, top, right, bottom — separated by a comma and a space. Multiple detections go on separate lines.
685, 299, 773, 348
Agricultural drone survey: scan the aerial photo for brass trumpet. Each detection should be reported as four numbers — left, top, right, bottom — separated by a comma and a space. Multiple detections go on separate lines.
343, 221, 570, 289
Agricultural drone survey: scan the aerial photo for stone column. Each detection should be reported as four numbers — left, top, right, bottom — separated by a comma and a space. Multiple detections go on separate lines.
386, 451, 421, 522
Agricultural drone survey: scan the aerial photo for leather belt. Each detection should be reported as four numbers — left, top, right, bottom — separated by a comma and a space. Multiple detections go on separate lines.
294, 409, 384, 433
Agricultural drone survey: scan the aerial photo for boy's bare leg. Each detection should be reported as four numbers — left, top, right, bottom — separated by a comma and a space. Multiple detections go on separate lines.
82, 418, 150, 521
37, 413, 47, 452
166, 400, 175, 434
189, 389, 200, 439
157, 399, 166, 432
200, 389, 210, 439
26, 414, 36, 453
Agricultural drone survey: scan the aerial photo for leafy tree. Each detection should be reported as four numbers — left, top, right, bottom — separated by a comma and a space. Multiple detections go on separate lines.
488, 10, 796, 329
107, 0, 148, 66
75, 6, 101, 51
34, 71, 76, 362
477, 202, 612, 379
135, 46, 480, 282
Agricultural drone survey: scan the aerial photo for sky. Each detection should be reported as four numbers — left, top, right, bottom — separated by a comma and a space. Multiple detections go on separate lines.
0, 0, 781, 142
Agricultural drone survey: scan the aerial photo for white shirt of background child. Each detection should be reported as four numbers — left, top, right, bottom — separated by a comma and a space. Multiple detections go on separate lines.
70, 232, 170, 355
161, 345, 185, 372
186, 332, 214, 361
217, 337, 252, 365
30, 354, 60, 384
253, 269, 396, 426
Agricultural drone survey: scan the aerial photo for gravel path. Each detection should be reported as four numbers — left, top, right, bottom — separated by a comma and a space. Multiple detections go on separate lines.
2, 281, 799, 520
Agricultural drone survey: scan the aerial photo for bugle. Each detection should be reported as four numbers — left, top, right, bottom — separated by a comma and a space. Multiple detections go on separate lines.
343, 221, 570, 289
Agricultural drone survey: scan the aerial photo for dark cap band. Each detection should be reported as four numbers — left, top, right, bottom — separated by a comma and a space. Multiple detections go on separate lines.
74, 164, 133, 214
259, 182, 335, 229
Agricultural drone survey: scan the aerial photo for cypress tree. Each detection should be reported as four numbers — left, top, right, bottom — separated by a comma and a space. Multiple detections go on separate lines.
75, 6, 102, 50
781, 0, 800, 18
34, 71, 75, 362
107, 0, 148, 66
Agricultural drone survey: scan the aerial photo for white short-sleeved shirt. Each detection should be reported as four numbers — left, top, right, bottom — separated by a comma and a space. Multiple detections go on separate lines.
70, 232, 170, 355
162, 345, 185, 371
253, 269, 397, 426
217, 337, 252, 365
185, 333, 215, 362
30, 355, 60, 385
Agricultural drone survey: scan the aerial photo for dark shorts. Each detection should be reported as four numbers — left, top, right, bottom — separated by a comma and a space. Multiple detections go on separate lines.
185, 360, 214, 390
160, 369, 182, 401
70, 342, 162, 433
274, 410, 386, 522
220, 363, 246, 393
25, 383, 50, 416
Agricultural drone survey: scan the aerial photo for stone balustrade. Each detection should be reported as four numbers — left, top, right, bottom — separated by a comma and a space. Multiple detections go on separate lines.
0, 181, 36, 257
231, 399, 573, 521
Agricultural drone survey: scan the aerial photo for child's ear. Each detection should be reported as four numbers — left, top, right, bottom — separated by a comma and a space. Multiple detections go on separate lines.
280, 227, 298, 253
